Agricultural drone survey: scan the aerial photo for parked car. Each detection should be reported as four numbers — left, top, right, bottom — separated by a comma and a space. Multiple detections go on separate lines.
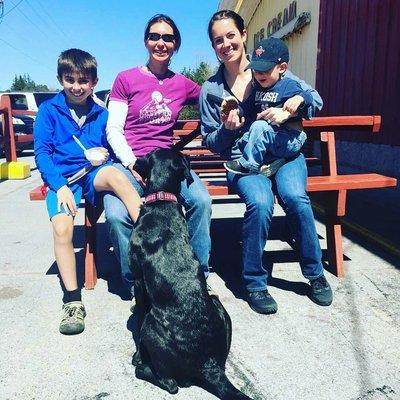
0, 114, 36, 155
94, 89, 110, 108
0, 91, 58, 114
0, 92, 57, 155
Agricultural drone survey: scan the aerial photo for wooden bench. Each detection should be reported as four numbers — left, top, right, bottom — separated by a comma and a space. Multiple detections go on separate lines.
175, 116, 397, 278
29, 116, 397, 288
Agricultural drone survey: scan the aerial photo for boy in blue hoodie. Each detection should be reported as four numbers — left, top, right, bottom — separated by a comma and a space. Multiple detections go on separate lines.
34, 48, 142, 335
224, 37, 313, 176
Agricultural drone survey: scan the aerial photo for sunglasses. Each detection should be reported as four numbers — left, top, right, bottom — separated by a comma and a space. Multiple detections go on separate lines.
147, 32, 175, 43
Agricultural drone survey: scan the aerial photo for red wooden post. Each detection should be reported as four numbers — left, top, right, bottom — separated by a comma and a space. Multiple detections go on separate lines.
84, 202, 98, 289
323, 190, 346, 278
0, 95, 17, 162
319, 131, 337, 176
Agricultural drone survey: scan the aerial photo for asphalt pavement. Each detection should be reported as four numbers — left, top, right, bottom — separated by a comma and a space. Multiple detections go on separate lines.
1, 152, 399, 400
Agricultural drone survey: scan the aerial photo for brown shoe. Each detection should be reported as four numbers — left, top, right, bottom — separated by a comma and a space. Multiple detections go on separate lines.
59, 301, 86, 335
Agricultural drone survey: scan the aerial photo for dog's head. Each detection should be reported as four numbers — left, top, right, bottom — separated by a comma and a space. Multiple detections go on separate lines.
134, 148, 193, 195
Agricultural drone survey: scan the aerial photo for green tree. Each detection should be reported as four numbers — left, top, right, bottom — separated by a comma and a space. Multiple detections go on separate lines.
9, 74, 49, 92
181, 61, 214, 86
179, 62, 214, 120
34, 84, 50, 91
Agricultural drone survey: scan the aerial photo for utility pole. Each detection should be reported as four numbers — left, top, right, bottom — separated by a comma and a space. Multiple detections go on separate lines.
0, 1, 4, 23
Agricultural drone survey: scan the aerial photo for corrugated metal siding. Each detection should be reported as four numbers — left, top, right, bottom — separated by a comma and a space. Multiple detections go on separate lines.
317, 0, 400, 145
245, 0, 320, 89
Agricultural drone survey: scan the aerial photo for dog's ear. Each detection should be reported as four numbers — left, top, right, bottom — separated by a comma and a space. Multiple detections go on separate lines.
181, 154, 194, 187
133, 156, 149, 179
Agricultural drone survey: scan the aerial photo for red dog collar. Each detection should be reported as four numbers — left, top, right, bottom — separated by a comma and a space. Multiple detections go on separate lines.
144, 191, 178, 204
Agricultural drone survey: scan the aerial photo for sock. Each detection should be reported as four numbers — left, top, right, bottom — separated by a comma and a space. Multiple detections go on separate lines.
63, 288, 82, 304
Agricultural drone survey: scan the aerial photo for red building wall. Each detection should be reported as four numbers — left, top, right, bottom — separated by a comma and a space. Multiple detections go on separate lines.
316, 0, 400, 145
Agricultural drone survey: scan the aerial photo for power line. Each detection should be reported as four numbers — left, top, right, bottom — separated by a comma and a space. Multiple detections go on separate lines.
24, 0, 70, 44
35, 0, 73, 43
4, 0, 69, 50
0, 1, 4, 22
11, 0, 52, 39
23, 0, 52, 29
2, 0, 25, 18
0, 36, 53, 72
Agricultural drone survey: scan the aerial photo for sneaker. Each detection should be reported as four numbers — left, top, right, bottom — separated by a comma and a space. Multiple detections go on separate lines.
130, 297, 136, 313
260, 158, 286, 177
309, 275, 333, 306
248, 290, 278, 314
224, 160, 253, 175
59, 301, 86, 335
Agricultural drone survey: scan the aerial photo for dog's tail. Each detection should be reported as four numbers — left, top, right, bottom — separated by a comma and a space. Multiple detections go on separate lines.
199, 361, 253, 400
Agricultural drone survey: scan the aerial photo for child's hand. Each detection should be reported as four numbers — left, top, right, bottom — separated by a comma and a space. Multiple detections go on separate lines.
257, 107, 291, 125
283, 95, 304, 114
96, 147, 109, 164
223, 108, 245, 131
85, 147, 109, 166
57, 185, 77, 216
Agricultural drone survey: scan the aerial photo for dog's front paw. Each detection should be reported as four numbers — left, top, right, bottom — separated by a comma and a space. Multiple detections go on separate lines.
159, 377, 179, 394
132, 350, 142, 366
135, 364, 179, 394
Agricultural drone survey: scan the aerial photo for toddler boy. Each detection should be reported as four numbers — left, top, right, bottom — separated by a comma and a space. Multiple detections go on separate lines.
224, 37, 313, 176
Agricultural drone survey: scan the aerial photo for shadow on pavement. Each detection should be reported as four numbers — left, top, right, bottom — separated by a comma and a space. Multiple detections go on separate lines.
340, 226, 400, 271
46, 221, 132, 301
210, 215, 315, 300
310, 190, 400, 272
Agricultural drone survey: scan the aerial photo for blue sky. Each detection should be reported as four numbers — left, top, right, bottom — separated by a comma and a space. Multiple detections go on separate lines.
0, 0, 220, 92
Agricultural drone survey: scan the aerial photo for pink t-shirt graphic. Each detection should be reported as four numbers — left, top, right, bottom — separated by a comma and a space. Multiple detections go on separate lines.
109, 67, 200, 157
139, 91, 172, 125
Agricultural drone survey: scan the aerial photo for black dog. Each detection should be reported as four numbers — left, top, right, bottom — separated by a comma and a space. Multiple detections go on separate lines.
129, 148, 252, 400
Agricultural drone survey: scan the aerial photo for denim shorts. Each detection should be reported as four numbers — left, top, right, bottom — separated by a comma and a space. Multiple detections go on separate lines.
46, 162, 111, 219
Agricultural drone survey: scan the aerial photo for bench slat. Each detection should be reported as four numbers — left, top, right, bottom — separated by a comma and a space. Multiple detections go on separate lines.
202, 174, 397, 197
307, 174, 397, 191
303, 115, 381, 132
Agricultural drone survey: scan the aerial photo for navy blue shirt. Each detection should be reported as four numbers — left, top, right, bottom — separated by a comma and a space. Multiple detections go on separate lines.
253, 77, 313, 120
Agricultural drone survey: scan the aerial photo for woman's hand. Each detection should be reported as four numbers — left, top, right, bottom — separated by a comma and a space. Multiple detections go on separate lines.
128, 162, 146, 188
257, 107, 291, 125
223, 109, 245, 131
57, 185, 77, 216
283, 95, 304, 114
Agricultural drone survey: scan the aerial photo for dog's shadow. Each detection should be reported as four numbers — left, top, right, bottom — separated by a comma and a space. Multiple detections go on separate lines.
210, 215, 311, 299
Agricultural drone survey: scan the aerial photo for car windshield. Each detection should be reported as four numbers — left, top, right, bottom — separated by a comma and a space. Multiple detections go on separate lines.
95, 90, 110, 103
10, 95, 28, 110
33, 93, 57, 106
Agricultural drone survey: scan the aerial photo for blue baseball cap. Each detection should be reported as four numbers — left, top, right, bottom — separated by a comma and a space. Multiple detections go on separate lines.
245, 37, 289, 72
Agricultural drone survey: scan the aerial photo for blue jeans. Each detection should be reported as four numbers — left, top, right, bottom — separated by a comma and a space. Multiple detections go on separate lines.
227, 152, 324, 292
103, 163, 211, 295
238, 120, 307, 172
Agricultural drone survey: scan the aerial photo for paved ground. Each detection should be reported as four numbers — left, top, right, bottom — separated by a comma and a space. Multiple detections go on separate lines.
1, 152, 399, 400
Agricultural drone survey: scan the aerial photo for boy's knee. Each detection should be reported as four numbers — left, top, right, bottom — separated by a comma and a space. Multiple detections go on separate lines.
108, 169, 130, 188
52, 218, 73, 241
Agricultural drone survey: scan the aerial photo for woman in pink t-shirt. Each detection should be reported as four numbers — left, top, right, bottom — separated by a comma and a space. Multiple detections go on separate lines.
103, 14, 212, 303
